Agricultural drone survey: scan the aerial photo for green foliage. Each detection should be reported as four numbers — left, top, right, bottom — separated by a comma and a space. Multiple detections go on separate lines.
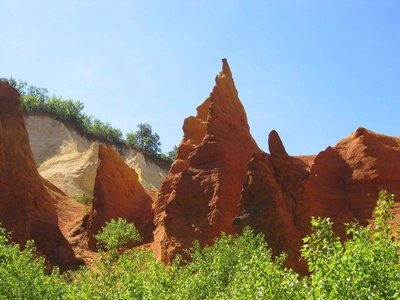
157, 153, 169, 161
301, 190, 400, 299
5, 78, 123, 145
94, 218, 142, 252
125, 131, 138, 149
175, 228, 304, 299
0, 225, 64, 299
167, 145, 178, 161
156, 145, 177, 162
0, 191, 399, 298
126, 123, 162, 156
4, 77, 48, 102
66, 227, 304, 299
64, 247, 164, 299
74, 192, 93, 206
3, 77, 175, 160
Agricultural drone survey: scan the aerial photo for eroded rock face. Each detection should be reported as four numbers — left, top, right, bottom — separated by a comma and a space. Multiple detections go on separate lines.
0, 81, 79, 270
24, 114, 93, 166
122, 148, 170, 191
305, 127, 400, 237
233, 131, 311, 274
25, 114, 98, 198
234, 127, 400, 274
153, 59, 260, 263
85, 144, 155, 249
25, 114, 170, 197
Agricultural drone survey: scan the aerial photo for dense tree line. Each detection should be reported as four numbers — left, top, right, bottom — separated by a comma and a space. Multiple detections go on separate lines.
1, 78, 176, 161
0, 191, 399, 299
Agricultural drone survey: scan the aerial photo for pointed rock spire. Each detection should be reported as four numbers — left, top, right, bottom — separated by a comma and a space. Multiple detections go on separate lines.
84, 144, 155, 249
153, 59, 260, 264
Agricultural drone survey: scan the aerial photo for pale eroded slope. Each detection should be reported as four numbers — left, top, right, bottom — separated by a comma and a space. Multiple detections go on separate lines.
24, 114, 169, 197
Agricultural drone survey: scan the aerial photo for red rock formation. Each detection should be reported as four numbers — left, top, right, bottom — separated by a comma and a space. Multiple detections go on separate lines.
234, 127, 400, 274
234, 131, 311, 274
0, 81, 79, 270
85, 144, 155, 249
153, 59, 260, 264
305, 127, 400, 237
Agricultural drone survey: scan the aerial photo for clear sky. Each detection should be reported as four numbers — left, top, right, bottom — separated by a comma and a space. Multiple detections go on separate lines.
1, 1, 399, 155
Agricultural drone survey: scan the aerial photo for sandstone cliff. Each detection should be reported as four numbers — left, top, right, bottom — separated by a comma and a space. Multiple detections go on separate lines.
3, 60, 400, 277
122, 148, 169, 191
25, 114, 169, 197
233, 131, 312, 273
153, 59, 260, 263
234, 127, 400, 274
305, 127, 400, 236
84, 144, 156, 249
0, 81, 80, 270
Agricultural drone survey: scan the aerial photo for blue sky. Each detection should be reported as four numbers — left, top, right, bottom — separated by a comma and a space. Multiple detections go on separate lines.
1, 1, 399, 155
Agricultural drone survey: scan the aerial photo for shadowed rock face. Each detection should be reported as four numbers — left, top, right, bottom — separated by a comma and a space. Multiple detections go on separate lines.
234, 127, 400, 274
233, 131, 311, 274
0, 81, 79, 271
305, 127, 400, 237
85, 144, 155, 249
153, 59, 260, 264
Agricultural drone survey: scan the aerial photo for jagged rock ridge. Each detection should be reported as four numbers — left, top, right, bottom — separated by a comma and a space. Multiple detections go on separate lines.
234, 127, 400, 274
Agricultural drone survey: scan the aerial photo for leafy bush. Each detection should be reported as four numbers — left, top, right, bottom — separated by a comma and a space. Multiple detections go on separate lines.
0, 225, 64, 299
0, 192, 399, 299
301, 190, 400, 299
4, 78, 124, 145
3, 78, 176, 160
94, 218, 142, 252
175, 228, 304, 299
64, 247, 163, 299
74, 192, 93, 206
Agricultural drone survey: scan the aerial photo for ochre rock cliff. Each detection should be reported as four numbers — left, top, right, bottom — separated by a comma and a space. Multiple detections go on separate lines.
85, 144, 155, 249
153, 59, 260, 263
0, 81, 79, 270
3, 60, 400, 277
305, 127, 400, 236
234, 127, 400, 274
233, 131, 312, 273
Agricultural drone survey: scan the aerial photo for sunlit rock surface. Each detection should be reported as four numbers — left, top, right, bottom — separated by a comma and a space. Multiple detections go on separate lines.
153, 59, 260, 263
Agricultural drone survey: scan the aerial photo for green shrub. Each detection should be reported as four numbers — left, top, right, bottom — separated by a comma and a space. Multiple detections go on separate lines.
0, 225, 64, 299
301, 190, 400, 299
64, 247, 161, 299
0, 191, 399, 299
172, 228, 305, 300
4, 78, 177, 160
94, 218, 142, 252
74, 192, 93, 206
5, 78, 124, 145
